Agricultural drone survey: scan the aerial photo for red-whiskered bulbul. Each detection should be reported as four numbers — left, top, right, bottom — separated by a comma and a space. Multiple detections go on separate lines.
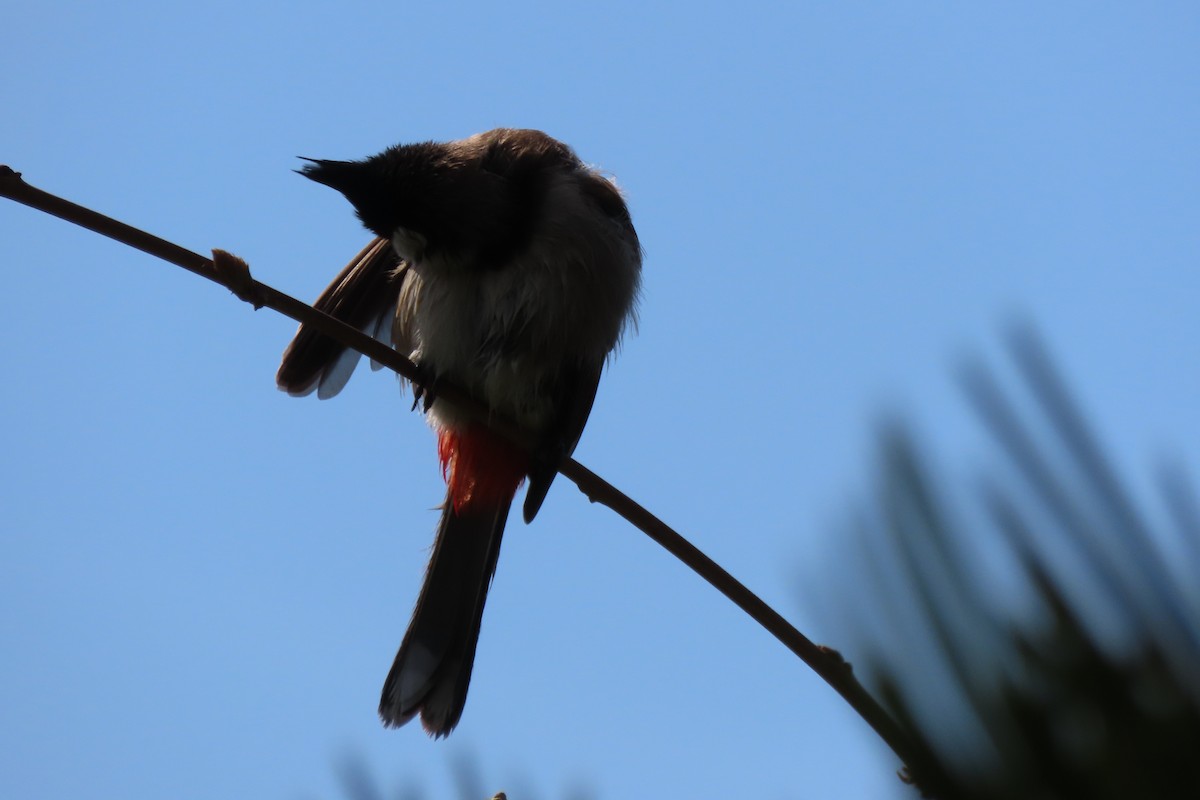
276, 128, 641, 737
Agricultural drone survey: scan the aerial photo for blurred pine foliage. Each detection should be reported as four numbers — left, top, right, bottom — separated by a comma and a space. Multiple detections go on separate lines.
850, 330, 1200, 799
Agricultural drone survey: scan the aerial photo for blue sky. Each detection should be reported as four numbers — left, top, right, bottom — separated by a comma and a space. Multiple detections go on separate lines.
2, 3, 1197, 798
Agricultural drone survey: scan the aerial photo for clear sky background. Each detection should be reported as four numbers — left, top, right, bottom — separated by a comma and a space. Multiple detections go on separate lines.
2, 3, 1197, 799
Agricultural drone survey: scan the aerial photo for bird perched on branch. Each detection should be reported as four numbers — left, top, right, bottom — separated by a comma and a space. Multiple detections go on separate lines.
277, 128, 641, 736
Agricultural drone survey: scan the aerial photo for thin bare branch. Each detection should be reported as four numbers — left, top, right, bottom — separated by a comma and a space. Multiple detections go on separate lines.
0, 165, 509, 442
1, 164, 921, 775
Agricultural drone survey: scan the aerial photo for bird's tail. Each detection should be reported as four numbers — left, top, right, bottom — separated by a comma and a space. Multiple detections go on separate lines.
379, 493, 511, 737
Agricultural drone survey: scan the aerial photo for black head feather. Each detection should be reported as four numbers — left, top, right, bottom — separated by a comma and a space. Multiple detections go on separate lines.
297, 157, 401, 239
296, 131, 588, 262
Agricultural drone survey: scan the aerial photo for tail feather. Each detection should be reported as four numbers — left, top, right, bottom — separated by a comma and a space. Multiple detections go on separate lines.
379, 495, 510, 736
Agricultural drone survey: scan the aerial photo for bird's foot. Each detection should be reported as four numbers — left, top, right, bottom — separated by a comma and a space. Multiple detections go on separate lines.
411, 366, 440, 413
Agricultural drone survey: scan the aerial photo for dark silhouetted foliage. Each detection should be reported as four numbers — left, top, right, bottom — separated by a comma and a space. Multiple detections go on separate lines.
847, 330, 1200, 799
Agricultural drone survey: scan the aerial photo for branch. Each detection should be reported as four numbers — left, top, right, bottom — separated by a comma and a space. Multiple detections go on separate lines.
0, 164, 921, 775
0, 165, 501, 438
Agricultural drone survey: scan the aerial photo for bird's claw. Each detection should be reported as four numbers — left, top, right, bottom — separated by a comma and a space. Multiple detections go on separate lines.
411, 367, 439, 413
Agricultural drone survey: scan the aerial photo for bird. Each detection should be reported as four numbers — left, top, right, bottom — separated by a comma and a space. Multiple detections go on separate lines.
276, 128, 641, 737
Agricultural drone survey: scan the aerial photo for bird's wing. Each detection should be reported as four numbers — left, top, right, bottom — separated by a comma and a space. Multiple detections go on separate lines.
276, 237, 411, 398
521, 358, 605, 523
